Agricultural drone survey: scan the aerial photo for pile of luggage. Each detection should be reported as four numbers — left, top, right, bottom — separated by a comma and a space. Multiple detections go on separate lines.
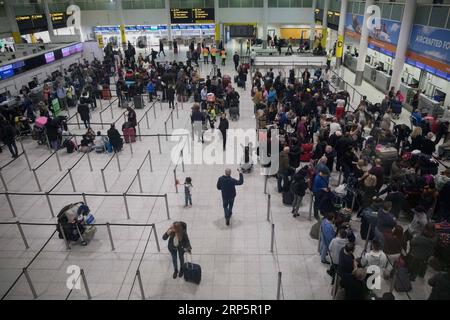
56, 202, 96, 246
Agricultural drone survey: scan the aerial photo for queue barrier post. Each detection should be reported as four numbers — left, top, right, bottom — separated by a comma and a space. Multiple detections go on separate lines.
99, 112, 104, 129
170, 110, 174, 129
152, 103, 156, 119
264, 175, 268, 194
148, 150, 153, 172
129, 141, 133, 155
116, 152, 121, 172
23, 267, 38, 299
5, 193, 17, 218
164, 122, 168, 141
181, 150, 185, 173
106, 222, 115, 251
17, 221, 29, 249
82, 193, 87, 206
123, 193, 131, 219
276, 271, 282, 300
309, 193, 314, 221
68, 169, 76, 192
45, 192, 55, 218
173, 169, 178, 193
80, 269, 92, 300
137, 124, 142, 141
270, 223, 275, 253
32, 169, 42, 192
266, 194, 271, 222
101, 169, 107, 192
0, 169, 8, 191
152, 224, 161, 252
55, 150, 62, 171
157, 134, 162, 154
137, 169, 143, 193
164, 194, 170, 220
136, 269, 146, 300
86, 151, 93, 172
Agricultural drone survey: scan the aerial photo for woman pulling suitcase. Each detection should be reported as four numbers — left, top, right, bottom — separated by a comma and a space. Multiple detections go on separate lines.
163, 222, 192, 279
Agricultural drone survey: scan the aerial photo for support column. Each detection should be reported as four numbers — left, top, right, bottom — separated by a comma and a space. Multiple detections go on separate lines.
262, 0, 268, 49
43, 0, 55, 42
5, 0, 22, 44
310, 0, 317, 48
390, 0, 417, 91
116, 0, 126, 47
214, 0, 220, 45
320, 0, 330, 50
335, 0, 348, 69
354, 0, 374, 86
165, 0, 172, 49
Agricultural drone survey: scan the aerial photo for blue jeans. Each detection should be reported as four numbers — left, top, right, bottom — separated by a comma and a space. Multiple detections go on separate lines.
170, 247, 185, 272
185, 194, 192, 206
222, 197, 235, 220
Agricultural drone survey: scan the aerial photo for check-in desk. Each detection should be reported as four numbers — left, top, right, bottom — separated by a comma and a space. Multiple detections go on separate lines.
419, 94, 443, 117
344, 53, 357, 72
375, 70, 391, 93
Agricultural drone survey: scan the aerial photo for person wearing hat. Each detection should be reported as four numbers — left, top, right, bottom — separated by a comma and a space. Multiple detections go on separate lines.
420, 132, 436, 156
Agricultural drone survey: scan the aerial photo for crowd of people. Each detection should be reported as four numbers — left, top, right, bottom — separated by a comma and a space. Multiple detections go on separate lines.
248, 63, 450, 299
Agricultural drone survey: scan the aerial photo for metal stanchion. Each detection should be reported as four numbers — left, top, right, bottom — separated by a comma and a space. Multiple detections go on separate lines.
164, 194, 170, 220
270, 223, 275, 253
19, 139, 32, 171
60, 222, 71, 250
174, 169, 178, 193
32, 169, 42, 192
363, 224, 372, 252
100, 112, 104, 129
45, 192, 55, 218
101, 169, 107, 192
75, 113, 81, 129
137, 124, 142, 141
0, 169, 8, 191
157, 134, 162, 154
80, 269, 92, 300
68, 169, 76, 192
86, 151, 93, 172
137, 169, 143, 193
23, 268, 38, 299
170, 110, 174, 129
136, 269, 145, 300
110, 103, 114, 119
264, 175, 268, 194
116, 152, 121, 172
152, 224, 161, 252
123, 193, 131, 219
16, 221, 29, 249
309, 193, 314, 221
266, 194, 271, 222
55, 150, 62, 171
276, 271, 282, 300
181, 150, 185, 173
164, 122, 168, 141
82, 193, 87, 206
106, 222, 115, 251
175, 102, 179, 119
148, 150, 153, 172
5, 193, 17, 218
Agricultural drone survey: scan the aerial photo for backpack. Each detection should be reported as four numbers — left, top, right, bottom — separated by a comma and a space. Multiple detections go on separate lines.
65, 140, 76, 153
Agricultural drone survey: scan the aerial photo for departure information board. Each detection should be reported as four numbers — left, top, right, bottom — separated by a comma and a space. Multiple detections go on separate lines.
16, 12, 71, 34
170, 8, 214, 24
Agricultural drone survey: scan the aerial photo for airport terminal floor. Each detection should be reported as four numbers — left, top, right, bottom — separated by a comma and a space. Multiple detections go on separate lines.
0, 43, 448, 301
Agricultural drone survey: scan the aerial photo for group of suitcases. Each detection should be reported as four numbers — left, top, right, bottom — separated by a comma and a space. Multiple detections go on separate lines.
56, 202, 96, 246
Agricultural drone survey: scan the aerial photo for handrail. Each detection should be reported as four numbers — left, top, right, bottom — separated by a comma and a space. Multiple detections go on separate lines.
99, 97, 119, 115
0, 221, 156, 227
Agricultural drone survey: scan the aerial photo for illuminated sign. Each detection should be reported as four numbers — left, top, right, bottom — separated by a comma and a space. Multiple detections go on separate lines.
170, 8, 214, 24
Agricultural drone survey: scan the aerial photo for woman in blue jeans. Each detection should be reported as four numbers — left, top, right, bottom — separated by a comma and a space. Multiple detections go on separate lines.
162, 222, 192, 279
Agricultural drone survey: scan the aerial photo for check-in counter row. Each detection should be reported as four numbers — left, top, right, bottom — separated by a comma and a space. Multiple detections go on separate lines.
344, 54, 391, 93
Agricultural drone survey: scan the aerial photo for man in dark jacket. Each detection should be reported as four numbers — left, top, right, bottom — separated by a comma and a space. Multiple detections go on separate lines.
428, 271, 450, 300
218, 113, 229, 150
77, 103, 90, 129
107, 124, 123, 152
1, 121, 19, 158
375, 201, 396, 249
167, 86, 175, 109
217, 168, 244, 226
233, 52, 239, 71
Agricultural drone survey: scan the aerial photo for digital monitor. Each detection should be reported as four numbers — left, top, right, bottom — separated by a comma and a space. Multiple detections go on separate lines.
230, 25, 255, 38
0, 64, 14, 80
62, 47, 71, 57
45, 52, 55, 63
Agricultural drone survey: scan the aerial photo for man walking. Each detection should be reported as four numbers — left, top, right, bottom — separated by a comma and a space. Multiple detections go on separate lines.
233, 52, 240, 71
217, 169, 244, 226
218, 113, 229, 150
158, 39, 166, 57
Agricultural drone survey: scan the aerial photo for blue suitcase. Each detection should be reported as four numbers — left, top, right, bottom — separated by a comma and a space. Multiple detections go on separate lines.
183, 258, 201, 284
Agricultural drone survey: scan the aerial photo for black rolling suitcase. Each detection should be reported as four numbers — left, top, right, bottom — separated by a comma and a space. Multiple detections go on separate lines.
282, 191, 294, 206
133, 95, 143, 109
183, 255, 201, 284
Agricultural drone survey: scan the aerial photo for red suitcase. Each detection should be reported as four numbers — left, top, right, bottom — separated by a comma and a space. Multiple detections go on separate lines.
123, 127, 136, 143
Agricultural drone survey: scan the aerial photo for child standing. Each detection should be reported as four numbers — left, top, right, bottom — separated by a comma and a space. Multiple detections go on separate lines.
184, 177, 193, 208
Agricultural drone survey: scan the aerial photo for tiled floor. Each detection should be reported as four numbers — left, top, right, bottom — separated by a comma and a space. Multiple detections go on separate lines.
0, 46, 438, 300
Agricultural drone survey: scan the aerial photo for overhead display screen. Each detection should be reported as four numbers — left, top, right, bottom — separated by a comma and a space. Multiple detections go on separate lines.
230, 25, 255, 38
16, 12, 71, 34
170, 8, 214, 24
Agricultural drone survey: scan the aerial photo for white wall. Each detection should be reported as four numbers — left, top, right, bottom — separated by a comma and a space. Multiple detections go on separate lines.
268, 8, 314, 25
217, 8, 264, 24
